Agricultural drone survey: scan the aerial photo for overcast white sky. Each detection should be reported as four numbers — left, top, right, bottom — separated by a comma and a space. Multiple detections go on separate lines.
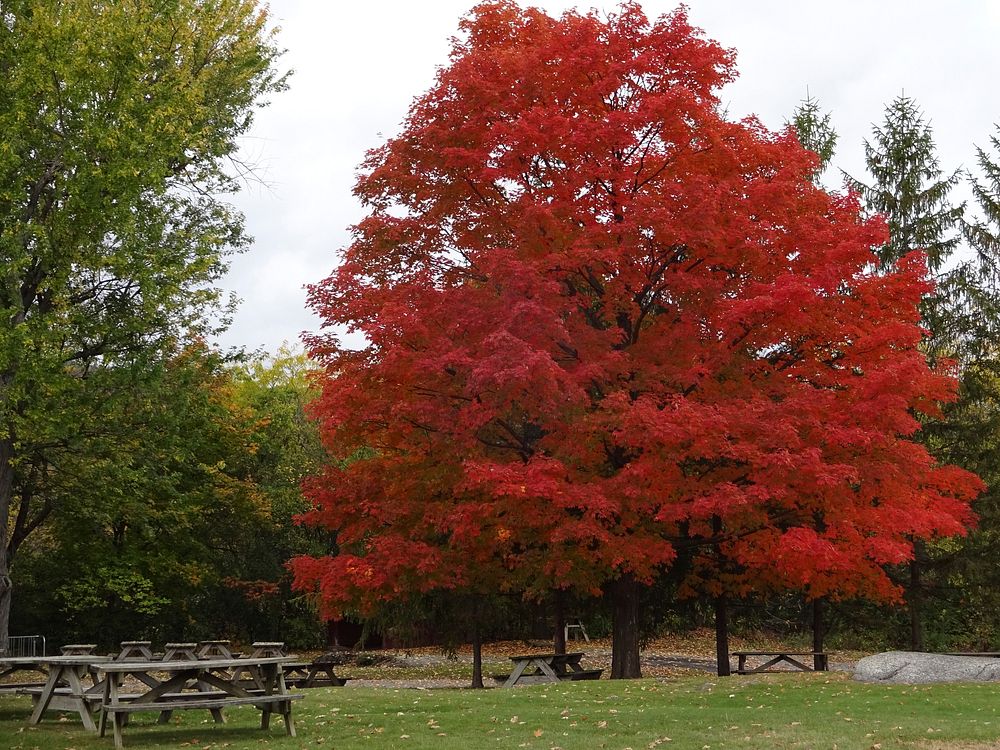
219, 0, 1000, 354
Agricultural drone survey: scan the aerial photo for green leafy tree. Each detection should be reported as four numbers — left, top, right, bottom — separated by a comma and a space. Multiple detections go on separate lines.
0, 0, 287, 648
11, 343, 328, 646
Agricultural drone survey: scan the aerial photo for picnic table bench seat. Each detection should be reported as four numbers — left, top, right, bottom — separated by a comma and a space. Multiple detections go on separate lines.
731, 651, 830, 674
564, 669, 603, 680
102, 693, 303, 713
0, 681, 45, 698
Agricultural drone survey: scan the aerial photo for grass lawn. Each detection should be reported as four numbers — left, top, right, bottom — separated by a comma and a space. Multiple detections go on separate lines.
3, 673, 1000, 750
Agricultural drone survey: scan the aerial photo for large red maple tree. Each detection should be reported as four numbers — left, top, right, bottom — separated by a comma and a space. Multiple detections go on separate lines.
291, 1, 981, 679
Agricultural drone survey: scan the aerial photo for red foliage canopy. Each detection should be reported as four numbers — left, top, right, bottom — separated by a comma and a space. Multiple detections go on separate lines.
291, 1, 981, 619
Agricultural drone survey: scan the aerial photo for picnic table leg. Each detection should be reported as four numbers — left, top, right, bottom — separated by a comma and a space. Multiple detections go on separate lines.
196, 673, 226, 724
534, 660, 560, 683
503, 660, 530, 688
260, 664, 274, 730
277, 667, 296, 737
63, 665, 98, 732
112, 711, 125, 750
28, 665, 62, 725
304, 664, 318, 688
778, 655, 812, 672
99, 676, 109, 737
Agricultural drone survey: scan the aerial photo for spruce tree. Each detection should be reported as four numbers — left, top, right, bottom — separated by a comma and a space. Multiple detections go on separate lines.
967, 126, 1000, 277
848, 96, 963, 274
788, 94, 838, 183
938, 127, 1000, 648
847, 96, 967, 651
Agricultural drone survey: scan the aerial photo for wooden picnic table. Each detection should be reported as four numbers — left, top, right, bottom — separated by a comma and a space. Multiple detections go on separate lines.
503, 652, 602, 687
95, 655, 302, 749
283, 657, 349, 688
250, 641, 286, 658
0, 655, 112, 731
732, 651, 830, 674
162, 642, 198, 660
115, 642, 154, 661
197, 640, 234, 659
60, 644, 98, 656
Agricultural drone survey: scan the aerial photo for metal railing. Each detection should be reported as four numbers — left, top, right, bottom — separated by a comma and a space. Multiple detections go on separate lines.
5, 634, 45, 657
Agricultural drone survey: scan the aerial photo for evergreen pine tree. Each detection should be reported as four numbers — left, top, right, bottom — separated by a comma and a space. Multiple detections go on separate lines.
847, 96, 967, 651
967, 126, 1000, 277
847, 95, 964, 276
788, 93, 838, 183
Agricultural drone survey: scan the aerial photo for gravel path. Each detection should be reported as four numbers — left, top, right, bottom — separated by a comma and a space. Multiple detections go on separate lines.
329, 646, 858, 689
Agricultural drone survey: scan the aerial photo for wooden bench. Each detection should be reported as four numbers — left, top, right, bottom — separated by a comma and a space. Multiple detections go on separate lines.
732, 651, 830, 674
0, 680, 46, 696
564, 669, 603, 680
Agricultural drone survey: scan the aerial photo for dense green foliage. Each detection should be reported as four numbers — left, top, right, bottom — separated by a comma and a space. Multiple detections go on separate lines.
0, 0, 287, 646
9, 345, 328, 647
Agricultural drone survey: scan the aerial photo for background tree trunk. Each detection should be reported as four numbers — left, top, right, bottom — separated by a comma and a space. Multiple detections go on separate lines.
470, 604, 484, 689
0, 439, 15, 655
609, 575, 641, 679
715, 596, 730, 676
909, 542, 925, 651
553, 589, 566, 655
812, 597, 827, 670
711, 514, 730, 676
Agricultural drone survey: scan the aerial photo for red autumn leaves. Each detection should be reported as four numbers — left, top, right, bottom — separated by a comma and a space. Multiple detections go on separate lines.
291, 2, 981, 622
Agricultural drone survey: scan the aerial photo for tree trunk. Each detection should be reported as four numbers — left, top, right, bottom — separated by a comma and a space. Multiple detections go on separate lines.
470, 612, 484, 689
609, 575, 641, 679
812, 597, 827, 670
909, 543, 924, 651
0, 438, 14, 656
553, 590, 566, 655
715, 596, 730, 676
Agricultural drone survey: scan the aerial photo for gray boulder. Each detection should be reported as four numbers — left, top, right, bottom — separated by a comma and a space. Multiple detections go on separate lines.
854, 651, 1000, 684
